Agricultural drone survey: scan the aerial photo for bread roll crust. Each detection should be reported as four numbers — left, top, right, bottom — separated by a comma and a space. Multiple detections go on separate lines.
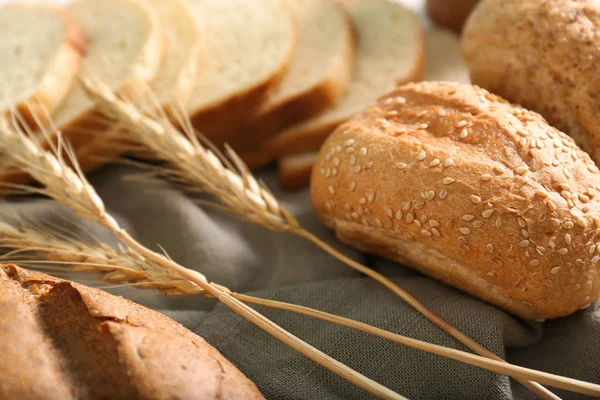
311, 81, 600, 319
0, 265, 263, 399
462, 0, 600, 165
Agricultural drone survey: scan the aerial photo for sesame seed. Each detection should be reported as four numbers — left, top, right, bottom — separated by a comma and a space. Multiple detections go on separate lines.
515, 166, 528, 175
470, 195, 482, 204
363, 208, 370, 215
421, 191, 429, 199
335, 145, 342, 153
557, 248, 568, 255
463, 214, 475, 221
417, 151, 426, 161
576, 259, 584, 266
437, 109, 447, 116
406, 213, 414, 223
367, 193, 375, 202
536, 190, 548, 198
495, 218, 503, 228
359, 198, 367, 205
333, 157, 340, 166
579, 194, 590, 203
458, 236, 468, 245
373, 218, 382, 228
350, 181, 357, 192
360, 147, 367, 155
529, 260, 540, 266
421, 229, 432, 237
482, 209, 494, 219
473, 221, 484, 228
590, 245, 596, 255
522, 229, 529, 238
432, 228, 441, 236
443, 158, 454, 167
332, 168, 338, 176
395, 210, 403, 220
443, 177, 455, 185
427, 190, 435, 200
480, 174, 492, 181
459, 227, 471, 235
593, 256, 600, 264
561, 191, 571, 200
563, 221, 574, 229
419, 123, 429, 129
346, 147, 354, 153
414, 201, 424, 210
351, 212, 359, 220
544, 280, 554, 288
414, 220, 422, 228
429, 220, 440, 227
429, 159, 441, 167
416, 110, 427, 117
325, 202, 332, 211
518, 218, 526, 228
397, 162, 407, 169
325, 168, 331, 177
546, 200, 557, 211
536, 246, 546, 254
565, 234, 572, 245
440, 189, 448, 199
420, 214, 428, 223
403, 202, 411, 211
352, 166, 361, 173
328, 185, 335, 194
595, 217, 600, 229
459, 129, 468, 139
385, 207, 393, 218
520, 240, 530, 247
365, 162, 374, 170
344, 139, 355, 147
457, 120, 467, 128
461, 245, 470, 251
325, 153, 332, 161
577, 217, 587, 228
487, 244, 494, 252
350, 155, 356, 165
395, 96, 406, 104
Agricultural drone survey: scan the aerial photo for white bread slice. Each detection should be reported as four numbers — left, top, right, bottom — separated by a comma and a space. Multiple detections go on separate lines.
231, 0, 355, 151
0, 3, 83, 125
278, 151, 318, 191
423, 28, 470, 83
186, 0, 295, 146
264, 0, 424, 159
73, 0, 200, 173
51, 0, 164, 150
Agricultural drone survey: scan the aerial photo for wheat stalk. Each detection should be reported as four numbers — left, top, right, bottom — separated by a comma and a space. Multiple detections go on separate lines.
1, 213, 598, 396
80, 77, 561, 400
0, 111, 403, 400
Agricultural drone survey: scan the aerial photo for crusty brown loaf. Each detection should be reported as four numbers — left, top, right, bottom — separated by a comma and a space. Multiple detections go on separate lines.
311, 81, 600, 320
462, 0, 600, 165
0, 265, 263, 400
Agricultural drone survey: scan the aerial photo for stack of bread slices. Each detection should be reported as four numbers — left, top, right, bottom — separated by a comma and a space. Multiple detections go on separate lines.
0, 0, 429, 191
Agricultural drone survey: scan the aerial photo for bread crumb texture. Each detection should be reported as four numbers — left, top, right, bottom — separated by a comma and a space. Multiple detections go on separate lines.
311, 81, 600, 319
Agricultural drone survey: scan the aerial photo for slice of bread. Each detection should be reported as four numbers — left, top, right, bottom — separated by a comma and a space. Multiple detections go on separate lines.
230, 0, 355, 152
51, 0, 164, 151
0, 3, 83, 125
423, 28, 470, 83
186, 0, 295, 147
73, 0, 200, 173
278, 151, 318, 191
276, 28, 466, 192
264, 0, 424, 159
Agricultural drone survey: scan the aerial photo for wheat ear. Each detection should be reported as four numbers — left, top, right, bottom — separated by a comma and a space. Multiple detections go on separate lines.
80, 78, 560, 400
0, 113, 404, 400
2, 215, 598, 396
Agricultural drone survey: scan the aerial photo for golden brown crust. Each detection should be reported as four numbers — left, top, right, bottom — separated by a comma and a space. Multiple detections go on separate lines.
0, 265, 263, 399
311, 81, 600, 319
462, 0, 600, 165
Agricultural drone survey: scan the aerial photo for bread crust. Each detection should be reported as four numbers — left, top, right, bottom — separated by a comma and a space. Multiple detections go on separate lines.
311, 81, 600, 319
0, 265, 263, 399
462, 0, 600, 166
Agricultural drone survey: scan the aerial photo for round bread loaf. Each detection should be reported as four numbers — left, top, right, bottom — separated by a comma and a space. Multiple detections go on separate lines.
0, 265, 263, 399
310, 81, 600, 320
461, 0, 600, 165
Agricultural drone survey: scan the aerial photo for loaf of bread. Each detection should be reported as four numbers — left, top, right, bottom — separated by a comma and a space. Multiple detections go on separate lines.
426, 0, 479, 32
462, 0, 600, 166
311, 81, 600, 320
0, 264, 263, 399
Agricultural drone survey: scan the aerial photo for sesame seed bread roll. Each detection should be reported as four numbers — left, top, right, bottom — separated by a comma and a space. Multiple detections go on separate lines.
462, 0, 600, 166
311, 81, 600, 320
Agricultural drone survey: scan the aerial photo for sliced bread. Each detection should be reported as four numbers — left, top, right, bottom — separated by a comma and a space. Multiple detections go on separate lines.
51, 0, 163, 150
231, 0, 355, 152
277, 27, 471, 193
186, 0, 295, 146
73, 0, 201, 173
264, 0, 424, 159
0, 3, 83, 125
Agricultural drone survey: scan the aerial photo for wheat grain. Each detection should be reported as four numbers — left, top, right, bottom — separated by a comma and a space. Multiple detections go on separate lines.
80, 77, 559, 400
0, 109, 403, 400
